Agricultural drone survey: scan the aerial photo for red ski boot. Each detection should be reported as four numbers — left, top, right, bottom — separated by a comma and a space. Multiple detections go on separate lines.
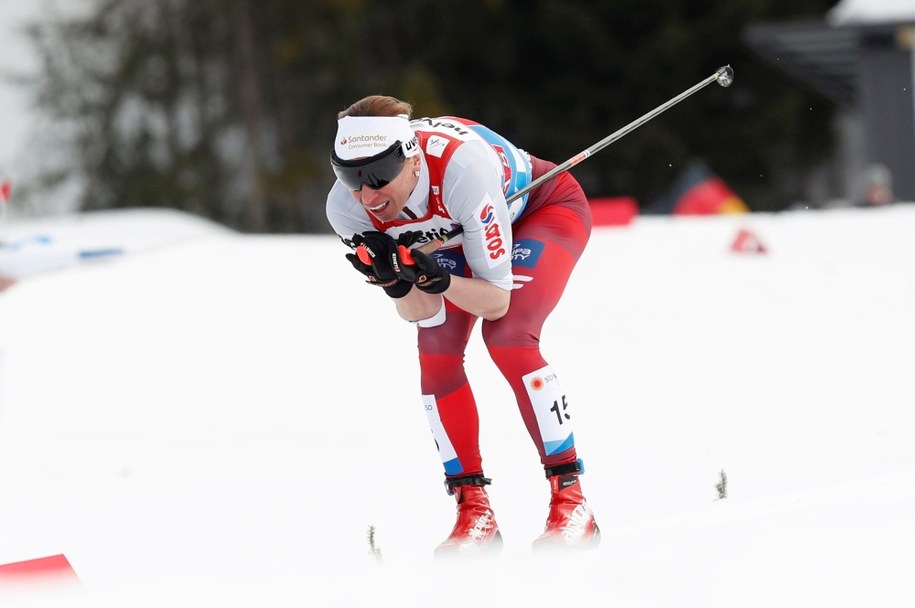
533, 461, 600, 550
435, 475, 503, 557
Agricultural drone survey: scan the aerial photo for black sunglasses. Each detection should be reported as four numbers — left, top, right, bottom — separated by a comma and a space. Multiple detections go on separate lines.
330, 141, 407, 191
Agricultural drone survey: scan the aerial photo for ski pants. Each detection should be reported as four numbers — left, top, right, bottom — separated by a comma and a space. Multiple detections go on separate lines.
417, 159, 592, 479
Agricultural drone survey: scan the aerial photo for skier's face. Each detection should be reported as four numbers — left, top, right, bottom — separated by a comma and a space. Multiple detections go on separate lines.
351, 156, 420, 222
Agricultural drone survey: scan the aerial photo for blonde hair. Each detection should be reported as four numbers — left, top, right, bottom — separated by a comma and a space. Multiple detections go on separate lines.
338, 95, 414, 120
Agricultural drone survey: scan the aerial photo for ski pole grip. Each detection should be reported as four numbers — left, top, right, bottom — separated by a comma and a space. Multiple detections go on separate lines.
417, 239, 445, 255
406, 236, 449, 262
356, 240, 435, 267
398, 244, 415, 265
357, 229, 456, 268
356, 244, 372, 266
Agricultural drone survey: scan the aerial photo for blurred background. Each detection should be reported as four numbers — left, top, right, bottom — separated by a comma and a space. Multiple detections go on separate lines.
2, 4, 914, 601
1, 0, 913, 233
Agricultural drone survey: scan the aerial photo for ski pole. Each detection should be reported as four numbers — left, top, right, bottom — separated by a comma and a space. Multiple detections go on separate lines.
413, 64, 735, 255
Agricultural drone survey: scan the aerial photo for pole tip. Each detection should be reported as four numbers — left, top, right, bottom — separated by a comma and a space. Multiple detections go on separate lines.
716, 65, 735, 88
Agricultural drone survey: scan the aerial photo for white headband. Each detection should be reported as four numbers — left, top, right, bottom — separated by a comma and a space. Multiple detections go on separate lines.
334, 115, 419, 161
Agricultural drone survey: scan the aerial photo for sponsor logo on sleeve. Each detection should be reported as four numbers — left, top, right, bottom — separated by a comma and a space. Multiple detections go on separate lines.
476, 197, 507, 265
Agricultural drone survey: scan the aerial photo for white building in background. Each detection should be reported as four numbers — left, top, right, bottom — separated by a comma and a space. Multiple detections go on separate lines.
746, 0, 915, 205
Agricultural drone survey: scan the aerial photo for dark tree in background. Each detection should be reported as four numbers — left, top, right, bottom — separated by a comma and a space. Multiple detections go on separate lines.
24, 1, 243, 223
21, 0, 838, 232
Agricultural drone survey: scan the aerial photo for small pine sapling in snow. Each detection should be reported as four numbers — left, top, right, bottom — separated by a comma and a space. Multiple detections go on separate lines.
367, 524, 383, 564
715, 469, 728, 499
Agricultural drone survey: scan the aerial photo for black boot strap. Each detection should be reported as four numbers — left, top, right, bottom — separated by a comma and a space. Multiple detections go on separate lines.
444, 474, 492, 495
544, 458, 584, 478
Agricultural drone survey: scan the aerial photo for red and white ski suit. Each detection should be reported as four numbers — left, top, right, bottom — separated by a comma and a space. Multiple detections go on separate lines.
326, 116, 592, 478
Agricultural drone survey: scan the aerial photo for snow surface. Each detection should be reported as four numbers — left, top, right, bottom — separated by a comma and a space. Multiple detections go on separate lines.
1, 205, 914, 607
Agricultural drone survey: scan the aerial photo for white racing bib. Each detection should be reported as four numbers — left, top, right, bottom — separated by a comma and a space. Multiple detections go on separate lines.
423, 394, 462, 475
523, 365, 575, 456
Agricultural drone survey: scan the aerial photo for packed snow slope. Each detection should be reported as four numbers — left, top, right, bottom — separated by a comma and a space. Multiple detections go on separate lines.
1, 205, 913, 607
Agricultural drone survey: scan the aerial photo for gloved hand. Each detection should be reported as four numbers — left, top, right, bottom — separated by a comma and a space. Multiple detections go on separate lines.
345, 250, 412, 298
346, 231, 421, 298
396, 248, 452, 294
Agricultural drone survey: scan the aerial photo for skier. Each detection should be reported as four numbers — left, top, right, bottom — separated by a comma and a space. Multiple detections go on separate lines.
325, 95, 599, 555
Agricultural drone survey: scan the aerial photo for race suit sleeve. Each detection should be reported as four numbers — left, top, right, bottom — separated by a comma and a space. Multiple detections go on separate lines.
441, 142, 514, 291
